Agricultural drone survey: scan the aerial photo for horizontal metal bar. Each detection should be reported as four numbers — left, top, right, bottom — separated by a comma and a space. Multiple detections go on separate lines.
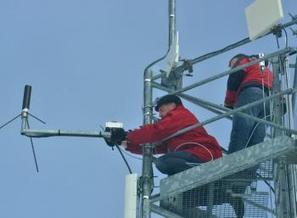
150, 193, 161, 203
161, 88, 297, 143
178, 93, 232, 120
243, 197, 276, 216
190, 18, 297, 65
153, 81, 297, 134
150, 204, 183, 218
152, 18, 297, 80
176, 48, 295, 93
21, 128, 110, 138
152, 82, 231, 119
152, 74, 162, 81
160, 136, 297, 198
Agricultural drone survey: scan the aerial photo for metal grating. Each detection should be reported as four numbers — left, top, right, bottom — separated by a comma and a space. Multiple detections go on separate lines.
257, 160, 273, 180
160, 163, 272, 218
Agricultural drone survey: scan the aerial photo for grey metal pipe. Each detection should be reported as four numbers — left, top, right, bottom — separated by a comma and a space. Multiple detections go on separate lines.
179, 93, 232, 120
292, 54, 297, 115
21, 129, 110, 138
168, 0, 176, 47
150, 204, 183, 218
174, 48, 294, 94
152, 18, 297, 81
142, 1, 176, 217
159, 87, 297, 143
271, 56, 292, 218
142, 68, 154, 218
152, 82, 296, 133
190, 17, 297, 65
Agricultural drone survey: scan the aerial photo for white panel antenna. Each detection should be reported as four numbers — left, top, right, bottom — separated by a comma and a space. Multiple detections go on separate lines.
245, 0, 284, 40
164, 32, 179, 77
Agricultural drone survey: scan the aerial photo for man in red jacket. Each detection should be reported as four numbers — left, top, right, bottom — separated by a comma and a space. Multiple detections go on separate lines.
225, 53, 273, 153
122, 94, 222, 175
104, 95, 221, 217
224, 54, 273, 218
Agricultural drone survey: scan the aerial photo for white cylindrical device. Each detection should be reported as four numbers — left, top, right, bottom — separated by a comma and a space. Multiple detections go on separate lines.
124, 173, 138, 218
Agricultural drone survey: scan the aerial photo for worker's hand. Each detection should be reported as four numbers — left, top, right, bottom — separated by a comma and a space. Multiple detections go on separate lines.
104, 127, 127, 147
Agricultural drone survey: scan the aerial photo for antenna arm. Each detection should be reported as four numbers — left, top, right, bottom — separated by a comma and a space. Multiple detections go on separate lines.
21, 128, 111, 138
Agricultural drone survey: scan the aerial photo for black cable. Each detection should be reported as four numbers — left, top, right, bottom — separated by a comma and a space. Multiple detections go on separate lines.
27, 121, 39, 173
282, 27, 288, 48
191, 37, 250, 65
0, 114, 21, 130
115, 144, 133, 174
120, 147, 143, 161
256, 172, 275, 193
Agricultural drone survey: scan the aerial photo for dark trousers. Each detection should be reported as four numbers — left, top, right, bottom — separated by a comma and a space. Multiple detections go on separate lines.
228, 87, 269, 153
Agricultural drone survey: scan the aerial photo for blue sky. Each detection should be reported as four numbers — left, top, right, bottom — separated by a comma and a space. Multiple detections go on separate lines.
1, 0, 297, 217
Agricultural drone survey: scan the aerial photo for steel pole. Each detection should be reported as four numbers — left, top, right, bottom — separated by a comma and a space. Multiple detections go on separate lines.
141, 68, 154, 218
292, 55, 297, 122
168, 0, 176, 47
272, 56, 291, 218
287, 54, 297, 218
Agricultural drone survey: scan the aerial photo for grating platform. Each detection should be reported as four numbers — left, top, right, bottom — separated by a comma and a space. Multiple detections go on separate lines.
160, 171, 270, 217
154, 136, 297, 217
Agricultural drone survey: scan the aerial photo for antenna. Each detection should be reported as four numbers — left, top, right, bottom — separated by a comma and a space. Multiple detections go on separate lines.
20, 85, 110, 138
19, 85, 135, 174
245, 0, 284, 40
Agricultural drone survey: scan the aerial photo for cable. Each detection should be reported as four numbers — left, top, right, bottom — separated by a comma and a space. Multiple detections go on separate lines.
256, 172, 275, 193
26, 121, 39, 173
115, 144, 133, 174
191, 37, 250, 65
0, 114, 21, 130
243, 114, 272, 149
120, 147, 143, 161
174, 141, 214, 161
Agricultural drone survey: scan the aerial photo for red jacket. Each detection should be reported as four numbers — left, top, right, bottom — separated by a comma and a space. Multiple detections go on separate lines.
126, 105, 222, 162
224, 57, 273, 108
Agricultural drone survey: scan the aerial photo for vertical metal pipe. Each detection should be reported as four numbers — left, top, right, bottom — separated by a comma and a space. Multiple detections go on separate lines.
168, 0, 176, 47
21, 85, 32, 132
141, 69, 153, 218
292, 55, 297, 125
141, 1, 176, 217
287, 165, 297, 218
272, 56, 291, 218
287, 54, 297, 218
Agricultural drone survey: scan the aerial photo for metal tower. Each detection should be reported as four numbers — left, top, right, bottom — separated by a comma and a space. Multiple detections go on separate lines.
141, 1, 297, 217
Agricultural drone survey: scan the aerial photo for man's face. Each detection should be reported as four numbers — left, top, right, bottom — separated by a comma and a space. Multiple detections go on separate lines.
158, 103, 176, 118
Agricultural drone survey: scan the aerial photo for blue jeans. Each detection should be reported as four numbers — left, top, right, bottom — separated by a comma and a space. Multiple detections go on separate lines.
154, 151, 203, 176
228, 87, 269, 154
